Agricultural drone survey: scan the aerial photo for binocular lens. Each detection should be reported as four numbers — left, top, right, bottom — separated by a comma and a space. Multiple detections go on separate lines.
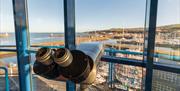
54, 48, 73, 67
35, 47, 53, 65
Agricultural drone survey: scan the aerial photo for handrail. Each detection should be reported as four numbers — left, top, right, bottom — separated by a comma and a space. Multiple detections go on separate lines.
0, 46, 179, 60
0, 49, 17, 52
1, 46, 179, 60
101, 56, 180, 74
0, 67, 10, 91
0, 45, 64, 48
0, 47, 179, 73
105, 49, 180, 61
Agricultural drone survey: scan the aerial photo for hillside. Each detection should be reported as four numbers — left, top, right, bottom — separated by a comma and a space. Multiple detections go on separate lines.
86, 24, 180, 34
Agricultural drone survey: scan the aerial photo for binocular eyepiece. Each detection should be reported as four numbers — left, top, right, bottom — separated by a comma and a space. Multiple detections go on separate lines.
35, 47, 53, 65
54, 48, 73, 67
35, 47, 73, 67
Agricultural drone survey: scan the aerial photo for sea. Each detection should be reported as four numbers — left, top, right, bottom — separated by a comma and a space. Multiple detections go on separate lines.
0, 33, 64, 45
0, 33, 116, 64
0, 33, 64, 64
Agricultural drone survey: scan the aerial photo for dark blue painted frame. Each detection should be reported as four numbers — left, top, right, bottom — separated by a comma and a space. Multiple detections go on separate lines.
64, 0, 76, 91
143, 0, 158, 91
12, 0, 32, 91
0, 0, 179, 91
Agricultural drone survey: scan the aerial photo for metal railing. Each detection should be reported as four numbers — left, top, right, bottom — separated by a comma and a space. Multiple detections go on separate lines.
0, 46, 179, 91
0, 67, 10, 91
1, 47, 179, 74
103, 49, 180, 74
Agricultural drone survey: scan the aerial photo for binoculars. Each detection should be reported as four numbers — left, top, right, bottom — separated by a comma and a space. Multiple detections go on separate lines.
33, 43, 104, 87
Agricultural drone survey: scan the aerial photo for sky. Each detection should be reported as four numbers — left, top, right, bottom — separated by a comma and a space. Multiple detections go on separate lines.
0, 0, 179, 33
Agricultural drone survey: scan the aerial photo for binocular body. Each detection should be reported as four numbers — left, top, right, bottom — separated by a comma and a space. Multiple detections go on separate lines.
33, 43, 104, 88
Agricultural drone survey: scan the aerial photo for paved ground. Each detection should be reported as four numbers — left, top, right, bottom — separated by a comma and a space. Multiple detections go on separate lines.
0, 76, 19, 91
0, 62, 118, 91
0, 76, 64, 91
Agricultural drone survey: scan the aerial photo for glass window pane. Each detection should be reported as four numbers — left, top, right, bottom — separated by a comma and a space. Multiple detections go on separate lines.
27, 0, 65, 91
0, 0, 16, 45
0, 0, 20, 90
27, 0, 64, 47
76, 0, 146, 61
153, 0, 180, 91
154, 0, 180, 66
76, 0, 147, 90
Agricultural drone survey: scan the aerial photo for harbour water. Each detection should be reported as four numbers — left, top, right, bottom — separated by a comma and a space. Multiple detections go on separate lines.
0, 33, 179, 66
0, 33, 64, 64
0, 33, 64, 45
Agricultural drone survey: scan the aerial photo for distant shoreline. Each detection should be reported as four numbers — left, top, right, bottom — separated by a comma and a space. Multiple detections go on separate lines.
0, 24, 179, 59
0, 52, 16, 58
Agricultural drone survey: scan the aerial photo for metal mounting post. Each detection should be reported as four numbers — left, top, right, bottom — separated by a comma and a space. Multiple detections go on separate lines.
12, 0, 32, 91
64, 0, 76, 90
143, 0, 158, 91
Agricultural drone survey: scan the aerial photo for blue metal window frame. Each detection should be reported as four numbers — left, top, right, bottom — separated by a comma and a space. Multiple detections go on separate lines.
0, 0, 179, 91
143, 0, 158, 91
12, 0, 32, 91
64, 0, 76, 91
